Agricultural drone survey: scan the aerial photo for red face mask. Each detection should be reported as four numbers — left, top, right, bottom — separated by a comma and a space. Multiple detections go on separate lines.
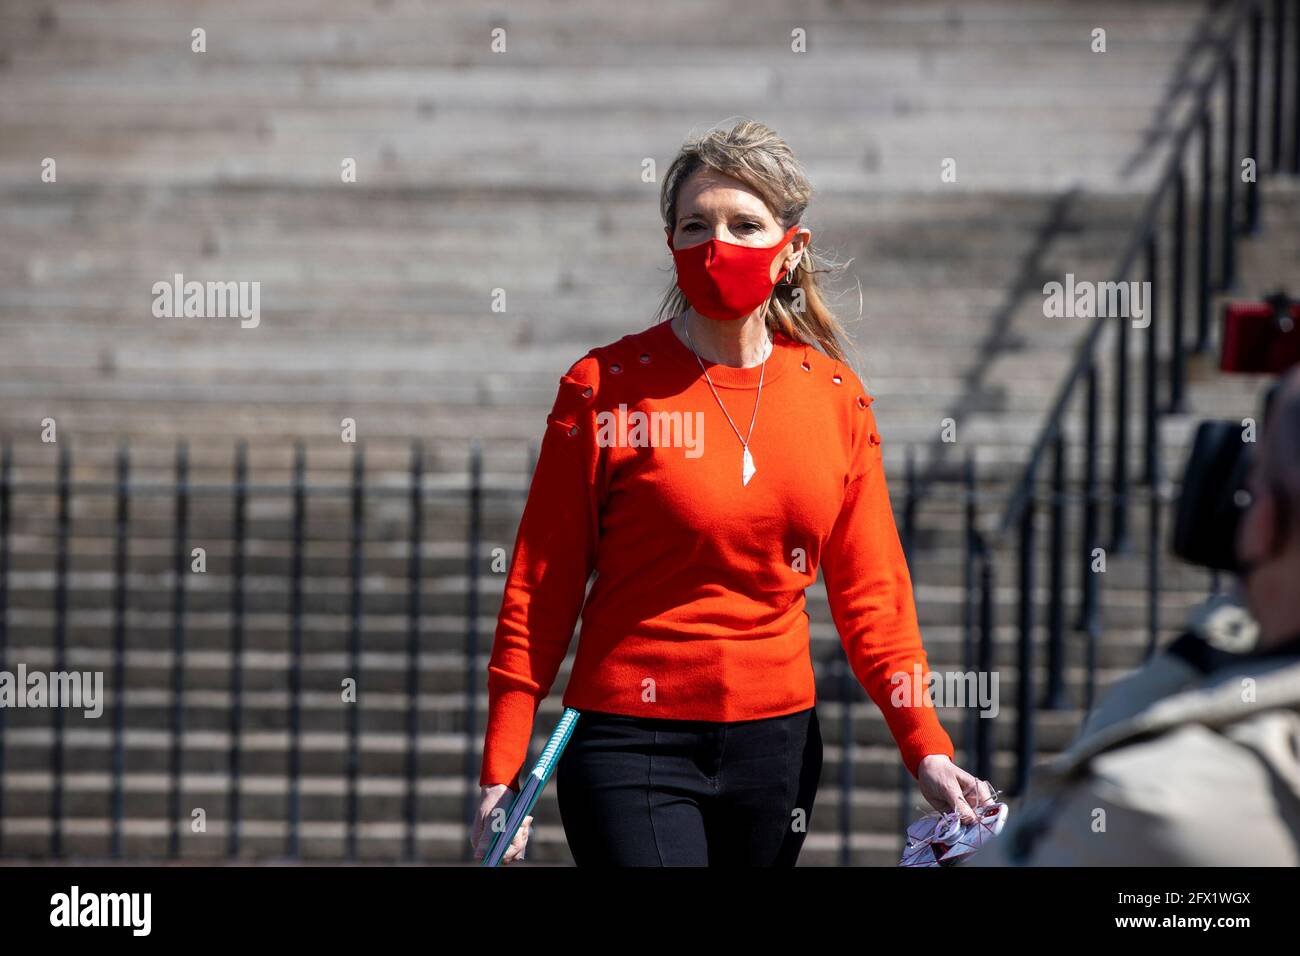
667, 223, 800, 321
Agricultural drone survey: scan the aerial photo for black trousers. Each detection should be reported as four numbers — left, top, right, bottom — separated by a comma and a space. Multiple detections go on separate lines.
556, 705, 823, 866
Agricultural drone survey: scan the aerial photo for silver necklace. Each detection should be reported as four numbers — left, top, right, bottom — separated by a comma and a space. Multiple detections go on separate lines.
682, 312, 770, 486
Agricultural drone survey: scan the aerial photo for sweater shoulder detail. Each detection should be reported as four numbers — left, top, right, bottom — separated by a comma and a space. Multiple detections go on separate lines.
572, 325, 663, 382
547, 350, 603, 438
796, 345, 873, 402
549, 328, 661, 433
795, 349, 877, 463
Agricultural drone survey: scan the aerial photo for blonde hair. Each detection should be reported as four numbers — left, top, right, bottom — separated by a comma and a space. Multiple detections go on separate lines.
655, 117, 859, 365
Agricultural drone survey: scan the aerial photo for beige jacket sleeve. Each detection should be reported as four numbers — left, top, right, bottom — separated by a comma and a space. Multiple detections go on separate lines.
973, 716, 1300, 866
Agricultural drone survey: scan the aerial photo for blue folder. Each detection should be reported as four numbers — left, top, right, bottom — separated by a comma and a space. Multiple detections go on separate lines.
481, 707, 581, 867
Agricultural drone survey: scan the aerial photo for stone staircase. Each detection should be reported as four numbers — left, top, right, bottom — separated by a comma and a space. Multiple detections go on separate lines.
0, 0, 1294, 864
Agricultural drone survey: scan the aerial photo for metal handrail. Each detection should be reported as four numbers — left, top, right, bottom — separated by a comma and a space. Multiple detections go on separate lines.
981, 0, 1297, 796
999, 0, 1264, 539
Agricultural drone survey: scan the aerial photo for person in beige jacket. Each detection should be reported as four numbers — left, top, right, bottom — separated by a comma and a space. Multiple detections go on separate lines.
974, 369, 1300, 866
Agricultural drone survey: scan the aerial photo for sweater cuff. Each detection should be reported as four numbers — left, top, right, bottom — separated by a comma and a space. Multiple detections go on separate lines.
479, 684, 539, 791
889, 707, 955, 778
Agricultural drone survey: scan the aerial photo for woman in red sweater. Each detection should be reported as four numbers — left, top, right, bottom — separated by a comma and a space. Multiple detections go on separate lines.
470, 118, 989, 866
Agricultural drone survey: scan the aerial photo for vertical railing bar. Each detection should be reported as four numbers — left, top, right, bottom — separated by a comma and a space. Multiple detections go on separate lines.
839, 657, 853, 868
1079, 366, 1102, 713
1272, 0, 1285, 170
1014, 499, 1037, 797
1076, 373, 1099, 624
0, 441, 11, 857
50, 443, 70, 859
404, 440, 423, 863
227, 440, 247, 859
1144, 228, 1164, 662
287, 442, 305, 859
1043, 432, 1066, 710
109, 442, 129, 859
1143, 232, 1161, 486
899, 447, 920, 858
1171, 166, 1188, 414
962, 451, 979, 766
462, 439, 482, 862
1146, 455, 1165, 662
1221, 43, 1239, 290
345, 443, 365, 861
1292, 0, 1300, 172
167, 441, 188, 860
1110, 306, 1131, 552
1246, 2, 1263, 233
974, 544, 994, 783
1196, 108, 1215, 353
961, 452, 975, 678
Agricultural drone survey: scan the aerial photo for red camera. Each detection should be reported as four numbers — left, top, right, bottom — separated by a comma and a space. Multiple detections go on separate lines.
1219, 291, 1300, 374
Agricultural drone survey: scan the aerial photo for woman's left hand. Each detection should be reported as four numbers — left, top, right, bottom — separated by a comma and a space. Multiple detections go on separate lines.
916, 754, 993, 824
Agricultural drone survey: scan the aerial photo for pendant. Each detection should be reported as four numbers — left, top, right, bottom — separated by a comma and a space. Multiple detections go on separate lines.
742, 446, 756, 486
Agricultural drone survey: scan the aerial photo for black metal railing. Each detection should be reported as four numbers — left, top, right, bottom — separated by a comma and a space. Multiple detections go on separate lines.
975, 0, 1300, 798
0, 433, 981, 866
0, 438, 533, 862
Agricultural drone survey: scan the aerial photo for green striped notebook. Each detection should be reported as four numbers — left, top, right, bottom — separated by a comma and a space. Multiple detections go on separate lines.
481, 707, 580, 867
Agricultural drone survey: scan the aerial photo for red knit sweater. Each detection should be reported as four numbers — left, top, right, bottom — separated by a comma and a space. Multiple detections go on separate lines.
480, 319, 954, 791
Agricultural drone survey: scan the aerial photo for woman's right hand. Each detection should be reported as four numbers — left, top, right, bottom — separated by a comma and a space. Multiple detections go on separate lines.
470, 784, 533, 865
